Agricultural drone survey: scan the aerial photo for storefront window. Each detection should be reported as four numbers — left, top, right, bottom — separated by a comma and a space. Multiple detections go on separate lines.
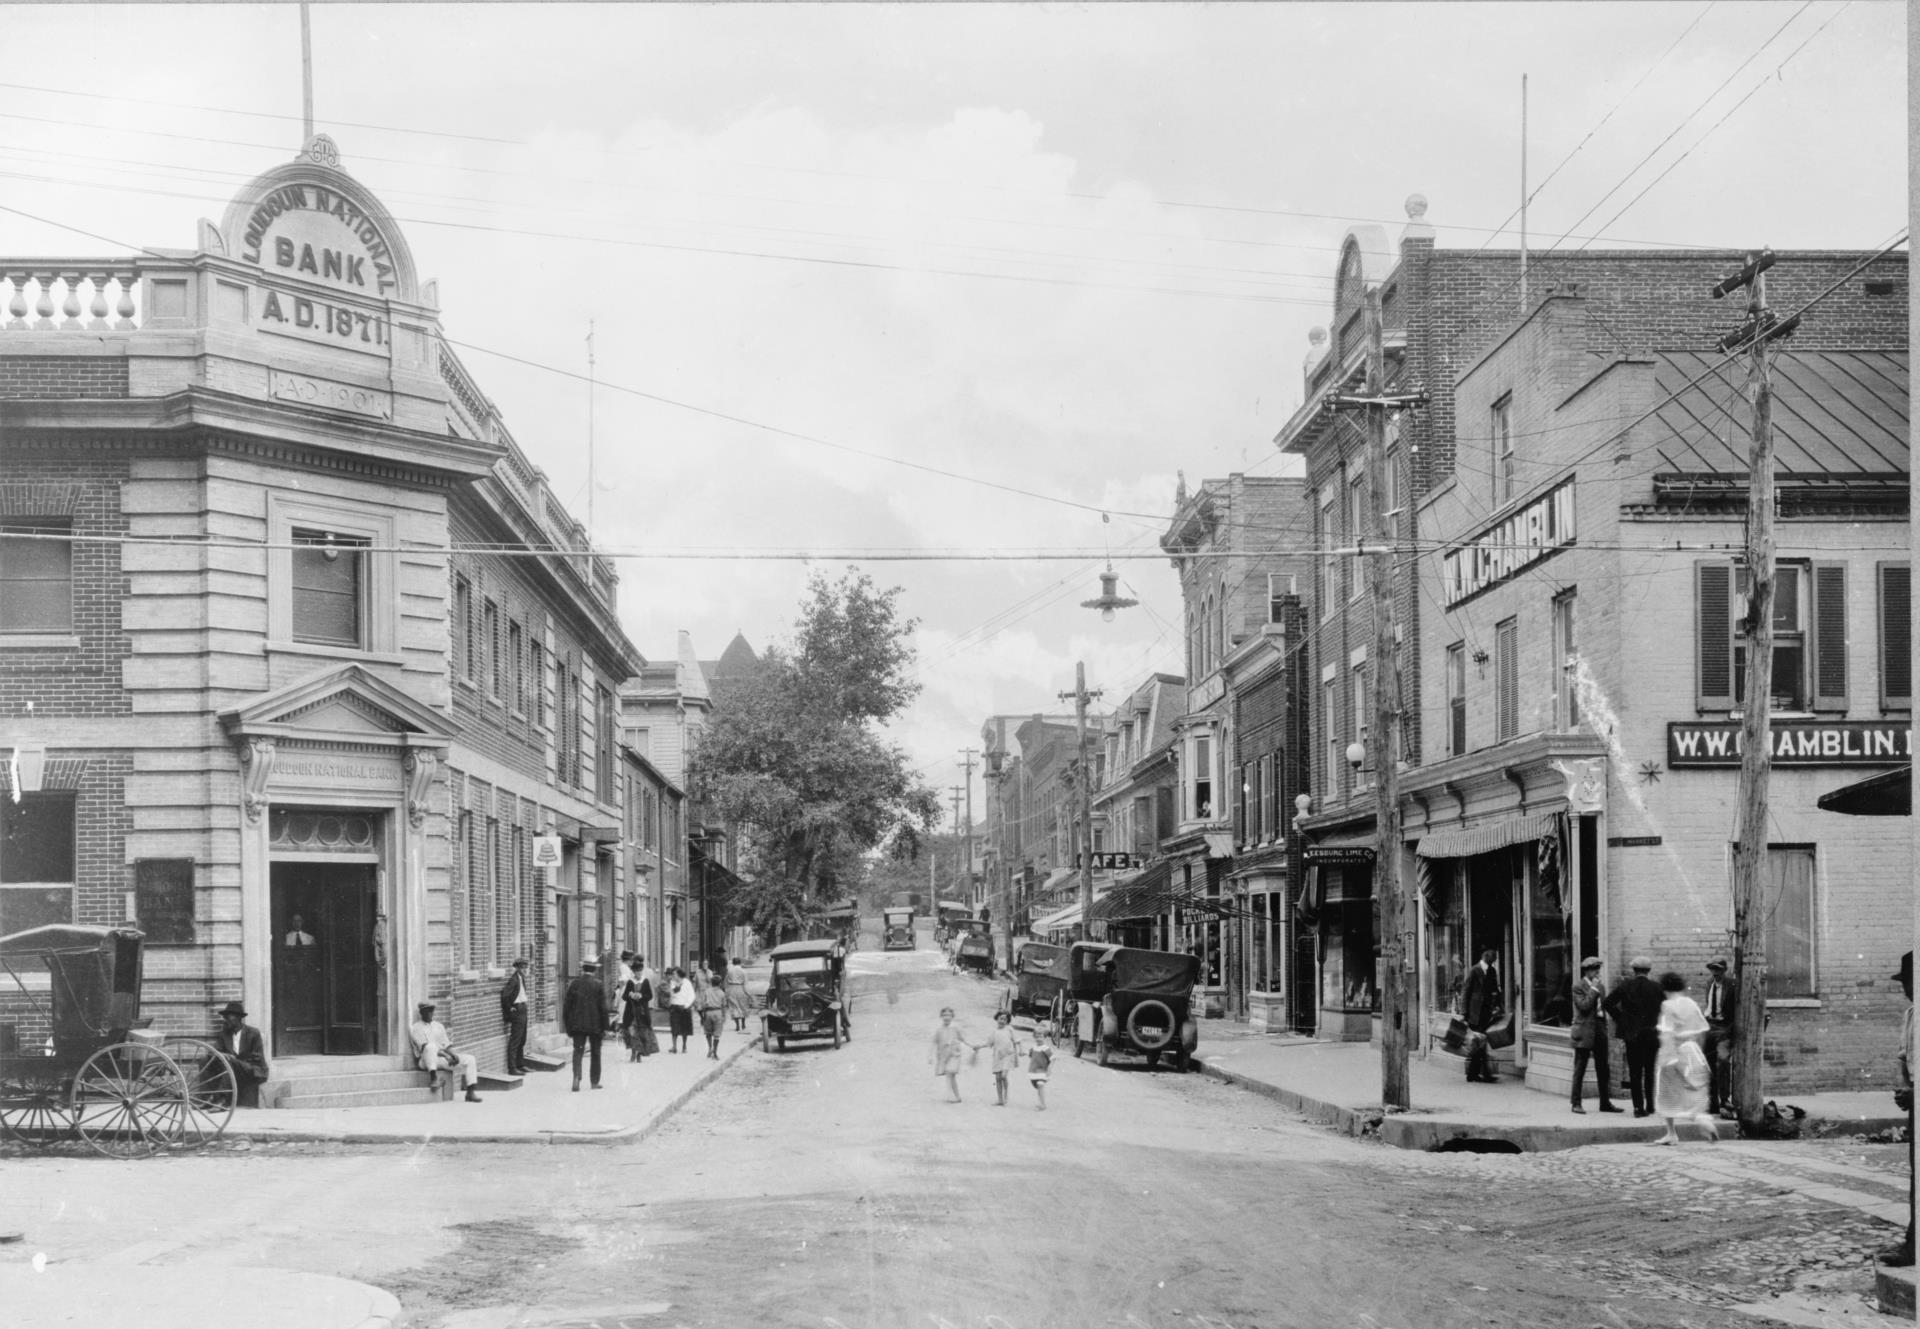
1528, 832, 1572, 1026
1429, 860, 1466, 1015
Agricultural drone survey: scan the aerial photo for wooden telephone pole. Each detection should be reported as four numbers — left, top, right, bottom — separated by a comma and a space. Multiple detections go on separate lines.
1060, 664, 1104, 943
1713, 249, 1797, 1136
1326, 288, 1426, 1111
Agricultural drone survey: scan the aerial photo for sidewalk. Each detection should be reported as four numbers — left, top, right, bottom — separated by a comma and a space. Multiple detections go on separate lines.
1190, 1018, 1906, 1153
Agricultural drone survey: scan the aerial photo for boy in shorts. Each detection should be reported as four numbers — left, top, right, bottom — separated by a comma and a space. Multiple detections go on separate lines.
1027, 1021, 1056, 1110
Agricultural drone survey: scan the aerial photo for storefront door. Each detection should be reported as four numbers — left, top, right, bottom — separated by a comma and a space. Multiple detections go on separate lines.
270, 862, 379, 1056
555, 892, 576, 1007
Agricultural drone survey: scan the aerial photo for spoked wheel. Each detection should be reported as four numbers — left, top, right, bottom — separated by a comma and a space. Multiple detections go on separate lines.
160, 1036, 238, 1147
0, 1071, 74, 1147
70, 1043, 188, 1158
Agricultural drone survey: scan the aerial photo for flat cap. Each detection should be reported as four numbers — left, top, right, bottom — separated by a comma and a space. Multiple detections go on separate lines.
1630, 956, 1653, 971
1580, 956, 1603, 970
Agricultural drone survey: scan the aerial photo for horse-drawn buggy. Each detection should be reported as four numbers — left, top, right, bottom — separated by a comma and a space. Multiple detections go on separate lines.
0, 924, 237, 1156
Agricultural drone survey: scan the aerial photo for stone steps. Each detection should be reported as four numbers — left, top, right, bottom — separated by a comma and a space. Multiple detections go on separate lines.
275, 1085, 444, 1110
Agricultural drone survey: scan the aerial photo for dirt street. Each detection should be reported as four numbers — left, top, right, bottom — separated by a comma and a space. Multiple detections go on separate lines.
0, 945, 1905, 1328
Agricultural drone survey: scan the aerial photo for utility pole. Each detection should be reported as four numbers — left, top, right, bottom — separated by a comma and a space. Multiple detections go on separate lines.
1325, 287, 1427, 1111
1058, 664, 1104, 943
958, 749, 978, 909
1712, 249, 1797, 1138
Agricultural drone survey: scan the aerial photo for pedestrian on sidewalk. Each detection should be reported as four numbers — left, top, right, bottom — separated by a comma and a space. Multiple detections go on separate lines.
563, 959, 608, 1092
1461, 951, 1503, 1083
724, 957, 753, 1032
499, 958, 531, 1075
668, 968, 697, 1054
1879, 951, 1914, 1267
929, 1007, 980, 1104
410, 1002, 481, 1103
696, 969, 727, 1059
1568, 957, 1622, 1115
620, 962, 656, 1061
1701, 958, 1736, 1116
985, 1011, 1022, 1106
1604, 957, 1664, 1117
1652, 971, 1717, 1145
1027, 1022, 1055, 1111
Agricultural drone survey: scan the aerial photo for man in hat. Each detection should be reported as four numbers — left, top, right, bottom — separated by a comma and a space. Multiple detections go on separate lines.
410, 1002, 481, 1103
1568, 958, 1622, 1115
562, 958, 609, 1092
212, 1000, 269, 1109
499, 957, 531, 1076
1460, 950, 1504, 1083
1701, 958, 1736, 1116
1604, 956, 1665, 1117
1880, 951, 1914, 1267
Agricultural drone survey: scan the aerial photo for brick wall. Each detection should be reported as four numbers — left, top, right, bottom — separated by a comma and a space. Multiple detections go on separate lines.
0, 355, 129, 399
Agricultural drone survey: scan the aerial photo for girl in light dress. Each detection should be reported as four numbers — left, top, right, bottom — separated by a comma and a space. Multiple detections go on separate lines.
1027, 1021, 1056, 1111
985, 1011, 1022, 1106
929, 1007, 980, 1103
1653, 970, 1718, 1145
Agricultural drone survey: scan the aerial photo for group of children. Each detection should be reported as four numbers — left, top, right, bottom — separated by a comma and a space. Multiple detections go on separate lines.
930, 1007, 1055, 1109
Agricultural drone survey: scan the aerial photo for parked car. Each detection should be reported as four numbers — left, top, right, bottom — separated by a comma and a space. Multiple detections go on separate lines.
954, 932, 995, 977
882, 908, 915, 951
761, 939, 850, 1052
998, 940, 1070, 1027
1069, 943, 1198, 1072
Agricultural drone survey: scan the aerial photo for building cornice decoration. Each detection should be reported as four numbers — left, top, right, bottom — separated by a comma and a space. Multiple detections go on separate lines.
240, 736, 275, 823
403, 749, 437, 827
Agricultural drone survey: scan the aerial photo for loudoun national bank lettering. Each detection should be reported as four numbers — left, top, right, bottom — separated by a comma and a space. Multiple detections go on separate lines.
1667, 719, 1912, 767
240, 185, 400, 296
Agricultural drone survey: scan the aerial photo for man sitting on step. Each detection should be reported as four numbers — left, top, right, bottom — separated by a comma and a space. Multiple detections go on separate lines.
410, 1001, 481, 1103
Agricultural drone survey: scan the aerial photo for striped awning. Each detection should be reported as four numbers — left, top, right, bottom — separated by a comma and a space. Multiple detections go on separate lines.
1089, 860, 1176, 922
1416, 812, 1561, 860
1031, 899, 1083, 933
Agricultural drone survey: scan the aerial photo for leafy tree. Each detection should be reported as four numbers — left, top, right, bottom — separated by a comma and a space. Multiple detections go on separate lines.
692, 571, 942, 941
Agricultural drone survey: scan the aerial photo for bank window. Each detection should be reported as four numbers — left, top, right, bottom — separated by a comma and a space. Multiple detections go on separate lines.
1763, 845, 1816, 999
1317, 492, 1336, 622
0, 518, 73, 634
1495, 617, 1519, 741
291, 529, 368, 648
1445, 642, 1467, 757
1492, 394, 1514, 504
1880, 563, 1911, 711
1552, 591, 1579, 732
0, 793, 75, 933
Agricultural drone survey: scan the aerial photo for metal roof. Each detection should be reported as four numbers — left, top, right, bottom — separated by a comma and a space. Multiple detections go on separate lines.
1648, 349, 1908, 477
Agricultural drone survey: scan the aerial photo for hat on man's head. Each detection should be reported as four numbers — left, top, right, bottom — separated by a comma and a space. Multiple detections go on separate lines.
218, 1000, 247, 1018
1894, 952, 1913, 984
1580, 956, 1603, 971
417, 1001, 436, 1014
1706, 958, 1728, 972
1631, 956, 1653, 972
581, 960, 598, 972
512, 958, 528, 969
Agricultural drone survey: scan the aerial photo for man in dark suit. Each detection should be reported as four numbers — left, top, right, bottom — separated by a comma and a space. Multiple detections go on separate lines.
1604, 955, 1665, 1117
499, 957, 531, 1075
1568, 957, 1622, 1115
1701, 958, 1735, 1115
563, 959, 609, 1092
212, 1000, 269, 1109
1880, 951, 1913, 1268
1461, 950, 1503, 1083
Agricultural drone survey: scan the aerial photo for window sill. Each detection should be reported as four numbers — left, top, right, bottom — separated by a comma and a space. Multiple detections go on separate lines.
484, 965, 507, 980
0, 633, 80, 650
457, 968, 482, 982
271, 641, 406, 668
1765, 997, 1821, 1009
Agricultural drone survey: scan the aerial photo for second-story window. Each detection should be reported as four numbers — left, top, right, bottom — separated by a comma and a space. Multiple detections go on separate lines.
1495, 617, 1519, 742
1493, 394, 1515, 504
484, 600, 501, 698
1552, 590, 1579, 731
1446, 642, 1467, 757
1317, 491, 1335, 622
454, 576, 473, 680
508, 622, 525, 714
291, 529, 367, 648
1348, 472, 1368, 600
0, 518, 73, 634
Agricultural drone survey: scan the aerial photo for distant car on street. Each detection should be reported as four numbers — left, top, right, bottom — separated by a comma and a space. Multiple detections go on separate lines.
882, 908, 915, 950
954, 932, 995, 977
1068, 942, 1198, 1072
998, 940, 1070, 1027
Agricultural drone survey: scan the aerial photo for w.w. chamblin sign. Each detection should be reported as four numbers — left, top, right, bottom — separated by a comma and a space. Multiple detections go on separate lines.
1442, 479, 1576, 608
1667, 720, 1912, 767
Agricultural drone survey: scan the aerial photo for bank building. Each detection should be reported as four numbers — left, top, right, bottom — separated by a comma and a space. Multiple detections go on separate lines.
0, 138, 659, 1103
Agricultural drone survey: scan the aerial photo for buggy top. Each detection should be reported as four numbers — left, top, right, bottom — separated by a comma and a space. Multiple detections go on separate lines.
0, 924, 145, 1045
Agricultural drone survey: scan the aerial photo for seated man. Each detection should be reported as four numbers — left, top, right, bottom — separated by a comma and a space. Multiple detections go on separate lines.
410, 1001, 481, 1103
212, 999, 270, 1108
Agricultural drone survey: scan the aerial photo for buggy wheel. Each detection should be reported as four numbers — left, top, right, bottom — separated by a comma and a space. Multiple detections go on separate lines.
0, 1072, 73, 1146
71, 1043, 187, 1158
160, 1036, 238, 1146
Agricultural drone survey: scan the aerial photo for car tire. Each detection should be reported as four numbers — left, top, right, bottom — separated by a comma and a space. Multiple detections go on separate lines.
1175, 1044, 1191, 1074
832, 1020, 842, 1049
1125, 999, 1176, 1052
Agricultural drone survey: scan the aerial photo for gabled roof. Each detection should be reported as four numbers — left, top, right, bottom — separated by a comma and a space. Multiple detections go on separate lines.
1648, 349, 1908, 477
217, 663, 450, 746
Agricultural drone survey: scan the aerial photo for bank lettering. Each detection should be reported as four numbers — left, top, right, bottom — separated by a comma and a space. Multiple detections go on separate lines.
1442, 479, 1577, 607
259, 289, 389, 347
240, 185, 399, 295
1667, 720, 1913, 767
269, 371, 393, 420
278, 759, 400, 782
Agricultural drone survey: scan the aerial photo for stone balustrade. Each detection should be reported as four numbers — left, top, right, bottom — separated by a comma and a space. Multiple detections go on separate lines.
3, 263, 142, 332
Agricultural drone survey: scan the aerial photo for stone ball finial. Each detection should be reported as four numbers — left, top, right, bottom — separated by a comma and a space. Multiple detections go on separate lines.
1405, 193, 1428, 220
1308, 326, 1327, 346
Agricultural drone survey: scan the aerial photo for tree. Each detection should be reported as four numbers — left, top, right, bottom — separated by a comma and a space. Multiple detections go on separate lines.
692, 571, 943, 941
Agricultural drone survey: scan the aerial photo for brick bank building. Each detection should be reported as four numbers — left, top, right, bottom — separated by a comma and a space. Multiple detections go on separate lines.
0, 139, 649, 1101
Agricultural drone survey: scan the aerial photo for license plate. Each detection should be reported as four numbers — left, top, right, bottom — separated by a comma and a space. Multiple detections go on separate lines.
791, 1022, 813, 1031
1139, 1026, 1167, 1040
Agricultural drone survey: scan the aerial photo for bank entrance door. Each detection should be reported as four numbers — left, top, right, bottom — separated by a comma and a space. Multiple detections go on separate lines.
271, 861, 380, 1056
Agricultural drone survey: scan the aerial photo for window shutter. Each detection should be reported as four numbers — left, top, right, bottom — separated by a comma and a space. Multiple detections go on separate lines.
1695, 561, 1735, 710
1811, 562, 1848, 712
1495, 619, 1519, 741
1881, 563, 1912, 710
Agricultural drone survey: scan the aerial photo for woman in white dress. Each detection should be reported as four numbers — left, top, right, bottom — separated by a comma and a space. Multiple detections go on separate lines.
1653, 970, 1718, 1145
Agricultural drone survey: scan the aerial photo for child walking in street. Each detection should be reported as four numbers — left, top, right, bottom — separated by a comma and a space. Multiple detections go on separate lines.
1027, 1022, 1055, 1111
929, 1008, 979, 1104
986, 1011, 1022, 1106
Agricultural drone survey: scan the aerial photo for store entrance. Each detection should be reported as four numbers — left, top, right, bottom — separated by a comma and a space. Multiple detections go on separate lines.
270, 862, 380, 1056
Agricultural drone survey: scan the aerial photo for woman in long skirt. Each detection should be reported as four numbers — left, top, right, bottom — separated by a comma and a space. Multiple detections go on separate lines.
1653, 970, 1718, 1145
621, 964, 657, 1060
723, 957, 752, 1032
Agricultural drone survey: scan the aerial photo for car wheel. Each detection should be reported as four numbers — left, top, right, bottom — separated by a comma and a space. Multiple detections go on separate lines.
1124, 999, 1177, 1053
1073, 1038, 1084, 1059
1175, 1044, 1191, 1074
832, 1021, 842, 1049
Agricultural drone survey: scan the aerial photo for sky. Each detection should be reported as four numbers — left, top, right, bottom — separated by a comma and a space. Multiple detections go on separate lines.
0, 2, 1906, 820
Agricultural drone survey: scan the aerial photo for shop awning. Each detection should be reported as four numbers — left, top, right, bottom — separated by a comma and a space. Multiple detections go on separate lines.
1031, 899, 1083, 933
1416, 811, 1561, 860
1817, 765, 1911, 817
1039, 867, 1078, 894
1090, 860, 1176, 922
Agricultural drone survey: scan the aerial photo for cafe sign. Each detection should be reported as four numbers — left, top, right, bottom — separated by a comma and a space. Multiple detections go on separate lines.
1667, 720, 1912, 768
1076, 852, 1139, 871
1442, 478, 1576, 607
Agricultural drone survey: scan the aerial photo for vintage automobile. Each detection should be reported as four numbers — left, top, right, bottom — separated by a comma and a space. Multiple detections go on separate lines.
998, 940, 1070, 1027
760, 938, 850, 1052
1068, 942, 1199, 1072
881, 907, 916, 951
953, 931, 995, 977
